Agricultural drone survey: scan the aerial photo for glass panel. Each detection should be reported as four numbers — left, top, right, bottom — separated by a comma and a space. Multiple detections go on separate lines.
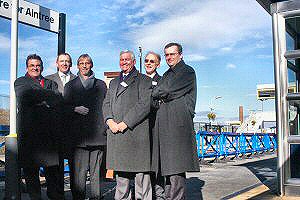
288, 60, 299, 135
290, 144, 300, 178
285, 17, 300, 50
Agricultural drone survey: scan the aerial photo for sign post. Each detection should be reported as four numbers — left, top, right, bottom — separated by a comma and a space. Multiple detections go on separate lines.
5, 0, 20, 198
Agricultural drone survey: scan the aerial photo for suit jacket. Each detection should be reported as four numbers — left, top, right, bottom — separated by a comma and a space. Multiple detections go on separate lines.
46, 72, 76, 94
103, 69, 152, 172
46, 72, 76, 155
64, 76, 107, 147
14, 76, 62, 167
152, 60, 200, 176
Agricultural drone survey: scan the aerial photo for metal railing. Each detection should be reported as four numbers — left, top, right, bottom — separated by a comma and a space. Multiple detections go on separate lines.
196, 131, 277, 160
0, 129, 278, 178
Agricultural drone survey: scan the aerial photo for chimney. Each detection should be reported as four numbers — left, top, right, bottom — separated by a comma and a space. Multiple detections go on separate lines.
239, 106, 243, 123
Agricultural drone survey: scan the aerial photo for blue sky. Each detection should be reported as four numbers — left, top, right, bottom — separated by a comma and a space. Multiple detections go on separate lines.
0, 0, 275, 122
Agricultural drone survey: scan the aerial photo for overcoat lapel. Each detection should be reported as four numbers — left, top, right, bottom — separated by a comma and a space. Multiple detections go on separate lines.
116, 71, 137, 97
55, 73, 64, 88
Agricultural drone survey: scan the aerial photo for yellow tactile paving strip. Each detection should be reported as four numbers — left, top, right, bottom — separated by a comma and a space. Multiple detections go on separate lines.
229, 183, 300, 200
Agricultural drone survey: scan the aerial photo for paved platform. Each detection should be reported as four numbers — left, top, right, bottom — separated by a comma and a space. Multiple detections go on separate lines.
1, 153, 299, 199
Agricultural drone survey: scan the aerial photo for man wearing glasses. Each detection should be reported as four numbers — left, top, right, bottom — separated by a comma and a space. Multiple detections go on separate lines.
152, 43, 200, 199
143, 51, 166, 199
64, 54, 107, 199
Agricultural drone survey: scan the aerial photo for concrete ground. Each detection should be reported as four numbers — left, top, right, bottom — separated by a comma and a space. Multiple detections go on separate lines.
2, 152, 296, 200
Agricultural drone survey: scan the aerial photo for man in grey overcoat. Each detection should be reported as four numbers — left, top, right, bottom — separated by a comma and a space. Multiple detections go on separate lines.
45, 53, 76, 94
151, 43, 200, 199
45, 52, 76, 193
103, 50, 153, 200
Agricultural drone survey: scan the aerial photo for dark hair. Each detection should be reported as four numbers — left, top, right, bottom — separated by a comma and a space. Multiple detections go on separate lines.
57, 52, 72, 67
145, 51, 161, 63
77, 54, 93, 67
26, 54, 43, 70
164, 42, 183, 54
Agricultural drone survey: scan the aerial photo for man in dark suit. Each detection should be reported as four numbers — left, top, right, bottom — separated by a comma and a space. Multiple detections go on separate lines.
14, 54, 63, 199
152, 43, 200, 200
64, 54, 107, 200
45, 52, 76, 194
144, 51, 165, 200
103, 50, 153, 200
46, 53, 76, 94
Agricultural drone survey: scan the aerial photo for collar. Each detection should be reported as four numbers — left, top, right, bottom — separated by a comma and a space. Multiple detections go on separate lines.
120, 67, 137, 80
146, 72, 156, 79
25, 72, 43, 81
168, 60, 185, 73
58, 71, 70, 77
77, 70, 95, 80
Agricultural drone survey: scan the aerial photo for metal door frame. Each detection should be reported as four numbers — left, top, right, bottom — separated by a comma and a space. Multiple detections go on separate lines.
272, 0, 300, 196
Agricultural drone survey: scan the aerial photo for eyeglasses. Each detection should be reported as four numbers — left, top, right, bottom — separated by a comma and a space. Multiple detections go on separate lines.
144, 59, 156, 64
79, 62, 91, 66
164, 52, 179, 57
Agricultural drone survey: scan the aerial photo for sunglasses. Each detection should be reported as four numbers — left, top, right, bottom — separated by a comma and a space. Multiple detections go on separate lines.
145, 59, 156, 64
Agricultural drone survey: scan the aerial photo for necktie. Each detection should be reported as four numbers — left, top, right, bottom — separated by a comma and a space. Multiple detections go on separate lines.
61, 75, 67, 86
123, 74, 127, 81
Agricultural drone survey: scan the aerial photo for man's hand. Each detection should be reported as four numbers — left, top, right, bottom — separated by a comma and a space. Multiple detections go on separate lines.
118, 122, 128, 132
107, 119, 119, 133
74, 106, 89, 115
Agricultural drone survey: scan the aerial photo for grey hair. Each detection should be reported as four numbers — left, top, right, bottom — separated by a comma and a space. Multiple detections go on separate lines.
120, 50, 135, 60
145, 51, 161, 63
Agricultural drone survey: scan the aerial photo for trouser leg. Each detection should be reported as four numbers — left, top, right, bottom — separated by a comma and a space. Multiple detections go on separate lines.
23, 166, 41, 200
115, 172, 132, 200
135, 172, 152, 200
151, 173, 165, 200
89, 149, 103, 199
45, 165, 64, 199
72, 148, 89, 200
165, 173, 186, 200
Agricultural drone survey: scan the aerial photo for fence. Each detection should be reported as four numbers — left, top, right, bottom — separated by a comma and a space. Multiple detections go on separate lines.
0, 129, 278, 177
196, 131, 277, 160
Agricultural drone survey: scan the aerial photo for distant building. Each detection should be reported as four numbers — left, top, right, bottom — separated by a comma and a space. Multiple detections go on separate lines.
104, 72, 120, 87
236, 111, 276, 133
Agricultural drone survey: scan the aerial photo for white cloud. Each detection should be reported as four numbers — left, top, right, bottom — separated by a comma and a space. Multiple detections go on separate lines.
220, 47, 232, 52
226, 63, 236, 69
0, 34, 10, 51
127, 0, 269, 53
185, 54, 208, 62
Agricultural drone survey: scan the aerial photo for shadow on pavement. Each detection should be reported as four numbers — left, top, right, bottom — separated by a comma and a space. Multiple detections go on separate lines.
186, 177, 205, 200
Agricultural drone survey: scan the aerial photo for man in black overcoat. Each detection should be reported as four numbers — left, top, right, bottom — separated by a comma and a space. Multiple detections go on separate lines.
103, 50, 153, 200
152, 43, 200, 199
64, 54, 107, 199
14, 54, 63, 199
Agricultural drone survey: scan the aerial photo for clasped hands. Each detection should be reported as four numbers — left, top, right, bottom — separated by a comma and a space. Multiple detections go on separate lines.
107, 119, 128, 134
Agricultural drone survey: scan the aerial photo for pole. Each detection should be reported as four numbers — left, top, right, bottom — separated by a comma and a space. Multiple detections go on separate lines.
58, 13, 66, 55
139, 46, 142, 73
5, 0, 21, 199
